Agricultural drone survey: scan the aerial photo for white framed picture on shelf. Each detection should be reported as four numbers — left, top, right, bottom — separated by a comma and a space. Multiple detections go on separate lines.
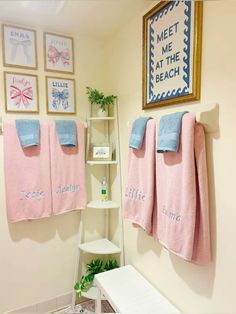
2, 24, 37, 69
44, 32, 74, 74
4, 71, 39, 113
91, 144, 112, 161
46, 76, 76, 114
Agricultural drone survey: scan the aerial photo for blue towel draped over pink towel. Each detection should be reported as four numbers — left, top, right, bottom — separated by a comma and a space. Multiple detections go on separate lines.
129, 117, 152, 150
49, 121, 87, 214
153, 113, 211, 265
3, 122, 52, 222
157, 112, 187, 153
123, 119, 156, 235
123, 114, 211, 265
55, 120, 77, 147
15, 119, 40, 148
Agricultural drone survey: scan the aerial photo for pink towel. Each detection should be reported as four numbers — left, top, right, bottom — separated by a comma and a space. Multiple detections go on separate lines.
123, 119, 156, 235
3, 122, 52, 223
49, 121, 87, 214
154, 113, 211, 265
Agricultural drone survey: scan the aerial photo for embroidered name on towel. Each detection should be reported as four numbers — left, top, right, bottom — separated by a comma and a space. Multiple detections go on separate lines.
56, 184, 80, 194
20, 190, 45, 200
161, 205, 181, 223
125, 187, 146, 202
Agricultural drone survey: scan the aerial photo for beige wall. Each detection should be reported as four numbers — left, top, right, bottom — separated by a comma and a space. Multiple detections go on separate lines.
1, 1, 236, 313
106, 1, 236, 313
0, 26, 106, 312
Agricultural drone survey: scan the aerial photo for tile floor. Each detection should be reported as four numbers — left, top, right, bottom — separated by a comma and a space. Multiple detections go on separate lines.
52, 300, 114, 314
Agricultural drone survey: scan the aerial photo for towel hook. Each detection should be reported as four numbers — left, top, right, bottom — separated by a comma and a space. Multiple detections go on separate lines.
195, 103, 219, 133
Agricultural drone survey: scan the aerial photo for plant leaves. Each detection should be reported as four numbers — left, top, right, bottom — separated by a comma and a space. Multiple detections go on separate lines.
75, 258, 119, 299
104, 259, 119, 271
86, 86, 117, 109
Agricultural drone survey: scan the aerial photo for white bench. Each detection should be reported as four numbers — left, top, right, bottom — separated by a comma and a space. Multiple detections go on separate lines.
94, 265, 180, 314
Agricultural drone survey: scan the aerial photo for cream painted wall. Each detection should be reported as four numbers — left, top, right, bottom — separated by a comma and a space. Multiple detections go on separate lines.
0, 26, 106, 312
106, 1, 236, 313
1, 1, 236, 313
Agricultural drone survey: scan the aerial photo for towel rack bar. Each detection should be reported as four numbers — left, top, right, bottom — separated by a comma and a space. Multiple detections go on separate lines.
0, 119, 87, 135
127, 103, 219, 133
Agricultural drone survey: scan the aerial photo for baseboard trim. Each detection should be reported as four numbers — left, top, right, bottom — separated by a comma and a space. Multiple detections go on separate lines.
4, 291, 73, 314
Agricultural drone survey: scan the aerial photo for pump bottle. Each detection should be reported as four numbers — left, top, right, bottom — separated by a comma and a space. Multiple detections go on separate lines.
101, 176, 108, 202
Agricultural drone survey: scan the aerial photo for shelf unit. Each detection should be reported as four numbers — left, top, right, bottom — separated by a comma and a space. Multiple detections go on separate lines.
87, 200, 119, 209
88, 117, 115, 121
86, 160, 118, 165
72, 102, 124, 305
79, 238, 121, 255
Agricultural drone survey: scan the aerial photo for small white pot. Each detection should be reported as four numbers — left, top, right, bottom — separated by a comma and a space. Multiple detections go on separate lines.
97, 107, 108, 117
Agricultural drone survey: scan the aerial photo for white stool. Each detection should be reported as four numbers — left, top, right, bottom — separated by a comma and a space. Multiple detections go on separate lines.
94, 265, 180, 314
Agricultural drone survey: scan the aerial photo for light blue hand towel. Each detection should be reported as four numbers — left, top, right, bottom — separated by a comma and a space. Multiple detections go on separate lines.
157, 112, 187, 153
129, 117, 152, 150
15, 119, 40, 148
55, 120, 77, 147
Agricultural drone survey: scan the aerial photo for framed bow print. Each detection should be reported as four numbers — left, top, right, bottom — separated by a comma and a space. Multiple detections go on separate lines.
2, 24, 37, 69
143, 1, 203, 109
46, 76, 76, 114
44, 32, 74, 74
4, 72, 39, 113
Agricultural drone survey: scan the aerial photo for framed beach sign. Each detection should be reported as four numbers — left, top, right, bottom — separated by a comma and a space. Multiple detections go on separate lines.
4, 72, 39, 113
46, 76, 76, 114
2, 24, 37, 69
44, 32, 74, 74
143, 1, 203, 109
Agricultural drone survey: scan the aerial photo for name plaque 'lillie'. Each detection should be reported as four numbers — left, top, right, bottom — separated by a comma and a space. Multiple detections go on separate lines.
143, 0, 203, 109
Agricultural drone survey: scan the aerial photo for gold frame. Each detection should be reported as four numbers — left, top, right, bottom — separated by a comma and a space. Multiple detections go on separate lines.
46, 76, 76, 115
4, 71, 39, 113
2, 24, 38, 70
143, 1, 203, 109
44, 32, 74, 74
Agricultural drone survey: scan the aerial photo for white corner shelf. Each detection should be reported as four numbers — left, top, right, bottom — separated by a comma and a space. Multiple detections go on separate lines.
72, 101, 124, 307
78, 238, 121, 254
87, 200, 119, 209
88, 117, 115, 121
82, 286, 105, 300
86, 160, 118, 165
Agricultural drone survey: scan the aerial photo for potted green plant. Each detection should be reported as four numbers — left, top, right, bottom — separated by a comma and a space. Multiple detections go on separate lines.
86, 87, 117, 117
74, 258, 118, 298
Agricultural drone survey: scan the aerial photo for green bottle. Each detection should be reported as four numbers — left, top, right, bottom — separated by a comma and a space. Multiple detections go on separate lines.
101, 176, 108, 202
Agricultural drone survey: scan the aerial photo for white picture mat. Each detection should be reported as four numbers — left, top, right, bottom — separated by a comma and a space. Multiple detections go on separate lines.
93, 146, 110, 159
45, 33, 74, 73
5, 73, 38, 112
47, 77, 75, 114
3, 25, 37, 68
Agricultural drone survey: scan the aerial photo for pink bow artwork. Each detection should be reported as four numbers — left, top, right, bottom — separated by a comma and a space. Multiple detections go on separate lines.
47, 45, 70, 66
10, 85, 33, 107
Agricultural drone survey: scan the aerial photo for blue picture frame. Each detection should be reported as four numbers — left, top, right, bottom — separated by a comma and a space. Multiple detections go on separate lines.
143, 1, 203, 109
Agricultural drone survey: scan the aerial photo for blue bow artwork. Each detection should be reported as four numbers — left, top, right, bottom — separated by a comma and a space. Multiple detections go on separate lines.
52, 88, 69, 110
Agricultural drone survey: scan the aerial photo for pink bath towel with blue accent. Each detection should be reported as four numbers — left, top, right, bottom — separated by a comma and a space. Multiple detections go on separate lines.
154, 113, 211, 265
123, 119, 156, 235
49, 121, 87, 214
3, 122, 52, 222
